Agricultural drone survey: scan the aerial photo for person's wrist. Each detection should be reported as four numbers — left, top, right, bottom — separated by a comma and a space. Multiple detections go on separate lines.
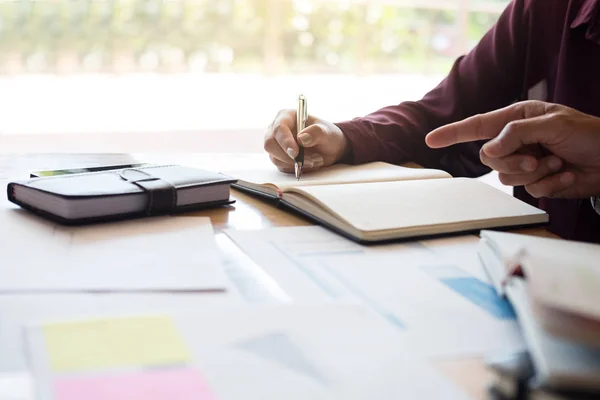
335, 133, 352, 164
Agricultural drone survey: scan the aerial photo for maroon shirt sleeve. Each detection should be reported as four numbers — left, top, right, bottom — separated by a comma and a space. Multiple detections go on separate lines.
335, 0, 532, 178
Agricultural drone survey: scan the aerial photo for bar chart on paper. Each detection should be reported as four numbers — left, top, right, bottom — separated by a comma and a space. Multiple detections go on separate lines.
419, 265, 516, 320
225, 226, 525, 358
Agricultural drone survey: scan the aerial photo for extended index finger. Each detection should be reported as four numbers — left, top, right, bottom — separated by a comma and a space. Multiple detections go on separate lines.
425, 101, 547, 149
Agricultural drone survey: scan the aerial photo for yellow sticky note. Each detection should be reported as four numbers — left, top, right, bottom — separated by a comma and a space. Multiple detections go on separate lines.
42, 315, 190, 372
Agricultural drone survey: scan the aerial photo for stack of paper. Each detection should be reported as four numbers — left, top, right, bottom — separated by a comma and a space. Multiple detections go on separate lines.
478, 231, 600, 396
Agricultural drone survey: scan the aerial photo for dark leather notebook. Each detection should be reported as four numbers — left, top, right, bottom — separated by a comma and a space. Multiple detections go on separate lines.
6, 165, 237, 224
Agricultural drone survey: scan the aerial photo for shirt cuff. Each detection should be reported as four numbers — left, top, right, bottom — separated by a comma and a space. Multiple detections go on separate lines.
591, 196, 600, 215
334, 120, 376, 165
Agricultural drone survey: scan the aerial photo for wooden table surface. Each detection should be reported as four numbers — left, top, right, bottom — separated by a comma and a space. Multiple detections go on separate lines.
0, 151, 555, 399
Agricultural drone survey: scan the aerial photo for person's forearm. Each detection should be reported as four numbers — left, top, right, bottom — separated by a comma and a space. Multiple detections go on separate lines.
335, 87, 492, 177
336, 0, 534, 178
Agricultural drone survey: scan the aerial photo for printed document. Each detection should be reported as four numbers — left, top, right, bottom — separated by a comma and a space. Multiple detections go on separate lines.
225, 226, 525, 358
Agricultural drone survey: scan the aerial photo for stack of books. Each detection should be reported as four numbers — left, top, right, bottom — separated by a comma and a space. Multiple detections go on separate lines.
477, 231, 600, 400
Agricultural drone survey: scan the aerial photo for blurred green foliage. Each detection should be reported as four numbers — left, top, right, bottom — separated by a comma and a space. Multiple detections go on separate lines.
0, 0, 509, 74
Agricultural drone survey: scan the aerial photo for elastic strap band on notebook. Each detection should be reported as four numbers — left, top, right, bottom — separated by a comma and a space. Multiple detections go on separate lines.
118, 169, 177, 215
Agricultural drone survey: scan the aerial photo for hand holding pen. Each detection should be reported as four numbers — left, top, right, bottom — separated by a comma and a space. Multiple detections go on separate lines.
263, 97, 351, 174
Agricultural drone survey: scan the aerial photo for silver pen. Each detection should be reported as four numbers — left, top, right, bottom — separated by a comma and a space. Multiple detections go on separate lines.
295, 94, 307, 180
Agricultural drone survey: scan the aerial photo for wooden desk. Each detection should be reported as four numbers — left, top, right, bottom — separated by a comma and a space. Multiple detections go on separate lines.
0, 152, 554, 399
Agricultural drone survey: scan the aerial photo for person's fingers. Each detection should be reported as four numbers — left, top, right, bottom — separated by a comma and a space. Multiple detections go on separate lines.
297, 123, 330, 148
515, 143, 547, 159
482, 113, 566, 158
497, 155, 563, 187
425, 101, 549, 148
269, 110, 299, 160
524, 171, 576, 198
297, 153, 325, 169
269, 155, 295, 173
425, 114, 493, 148
269, 151, 325, 173
480, 151, 539, 174
264, 133, 295, 163
307, 153, 324, 169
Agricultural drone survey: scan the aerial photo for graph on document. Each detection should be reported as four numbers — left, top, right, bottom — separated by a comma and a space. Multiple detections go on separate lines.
419, 265, 516, 320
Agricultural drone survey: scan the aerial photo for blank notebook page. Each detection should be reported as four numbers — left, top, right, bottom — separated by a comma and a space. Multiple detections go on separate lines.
231, 162, 451, 191
291, 178, 547, 233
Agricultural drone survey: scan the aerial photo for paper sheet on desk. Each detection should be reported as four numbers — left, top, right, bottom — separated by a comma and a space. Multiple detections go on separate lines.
0, 372, 34, 400
225, 226, 525, 358
0, 211, 229, 292
24, 304, 471, 400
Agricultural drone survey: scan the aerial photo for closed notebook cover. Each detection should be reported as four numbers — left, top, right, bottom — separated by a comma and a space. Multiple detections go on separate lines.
6, 165, 237, 224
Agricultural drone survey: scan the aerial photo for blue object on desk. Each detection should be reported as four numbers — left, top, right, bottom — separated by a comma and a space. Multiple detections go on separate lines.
439, 277, 517, 320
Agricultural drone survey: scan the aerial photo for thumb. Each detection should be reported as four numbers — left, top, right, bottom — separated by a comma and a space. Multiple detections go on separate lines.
482, 114, 564, 158
297, 122, 330, 147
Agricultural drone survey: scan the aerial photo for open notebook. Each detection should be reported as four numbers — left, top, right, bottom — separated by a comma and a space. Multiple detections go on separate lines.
229, 162, 549, 243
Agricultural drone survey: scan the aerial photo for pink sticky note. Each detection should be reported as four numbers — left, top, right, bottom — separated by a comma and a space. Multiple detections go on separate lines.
55, 368, 216, 400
